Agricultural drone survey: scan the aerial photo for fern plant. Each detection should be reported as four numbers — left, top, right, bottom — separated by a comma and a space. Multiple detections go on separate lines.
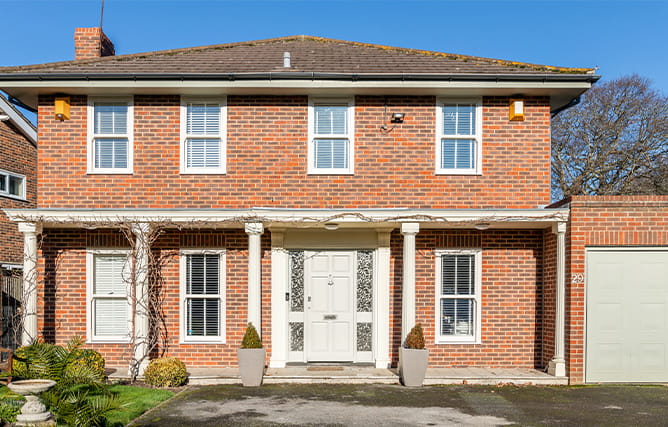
241, 323, 263, 349
11, 338, 119, 427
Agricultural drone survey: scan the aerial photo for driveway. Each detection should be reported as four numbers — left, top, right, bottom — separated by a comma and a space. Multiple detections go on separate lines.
130, 383, 668, 426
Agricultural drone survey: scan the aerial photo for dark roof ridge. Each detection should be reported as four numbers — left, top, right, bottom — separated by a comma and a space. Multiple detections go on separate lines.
0, 35, 596, 74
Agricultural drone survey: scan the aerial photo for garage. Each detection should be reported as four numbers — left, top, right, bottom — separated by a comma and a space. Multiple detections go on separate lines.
586, 249, 668, 382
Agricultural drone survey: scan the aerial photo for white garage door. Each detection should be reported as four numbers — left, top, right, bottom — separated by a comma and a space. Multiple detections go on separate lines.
586, 249, 668, 382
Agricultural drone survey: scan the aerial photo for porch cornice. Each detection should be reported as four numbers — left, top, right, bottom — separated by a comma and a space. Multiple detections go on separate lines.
3, 207, 569, 229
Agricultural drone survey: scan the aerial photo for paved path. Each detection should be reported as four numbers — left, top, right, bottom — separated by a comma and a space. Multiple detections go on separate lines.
131, 383, 668, 426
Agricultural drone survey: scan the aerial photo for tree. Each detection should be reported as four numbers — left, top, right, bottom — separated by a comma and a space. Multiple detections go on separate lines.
551, 75, 668, 199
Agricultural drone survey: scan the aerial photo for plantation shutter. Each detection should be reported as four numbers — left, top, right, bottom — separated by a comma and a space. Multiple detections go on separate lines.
185, 103, 222, 169
313, 104, 349, 170
93, 102, 129, 170
186, 254, 221, 337
314, 106, 347, 135
314, 139, 349, 169
440, 254, 476, 337
92, 255, 129, 338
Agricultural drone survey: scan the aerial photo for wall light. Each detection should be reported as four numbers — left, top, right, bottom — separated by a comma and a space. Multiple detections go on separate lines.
474, 223, 490, 231
509, 98, 524, 121
324, 223, 339, 231
54, 97, 71, 121
390, 112, 405, 123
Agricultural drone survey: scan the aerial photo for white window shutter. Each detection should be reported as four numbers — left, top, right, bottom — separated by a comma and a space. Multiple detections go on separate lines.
314, 139, 348, 169
187, 103, 220, 135
314, 105, 347, 135
95, 103, 128, 135
94, 255, 126, 295
94, 298, 129, 336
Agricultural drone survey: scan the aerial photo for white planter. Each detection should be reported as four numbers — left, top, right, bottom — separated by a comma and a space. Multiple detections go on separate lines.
399, 347, 428, 387
238, 348, 266, 387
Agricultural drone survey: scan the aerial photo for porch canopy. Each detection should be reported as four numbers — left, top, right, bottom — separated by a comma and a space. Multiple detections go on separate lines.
4, 207, 568, 376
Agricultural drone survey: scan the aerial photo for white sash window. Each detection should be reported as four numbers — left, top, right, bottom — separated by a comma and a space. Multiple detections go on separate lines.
181, 98, 226, 174
436, 99, 482, 175
308, 98, 354, 174
180, 250, 226, 342
87, 251, 131, 342
0, 168, 26, 199
88, 98, 133, 174
435, 249, 482, 344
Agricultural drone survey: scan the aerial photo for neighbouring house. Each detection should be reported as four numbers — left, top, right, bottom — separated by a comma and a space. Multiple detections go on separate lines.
0, 93, 37, 348
1, 28, 666, 384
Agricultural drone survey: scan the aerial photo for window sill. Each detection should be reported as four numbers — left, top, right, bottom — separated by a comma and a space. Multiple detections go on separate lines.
307, 170, 355, 175
87, 170, 134, 175
87, 338, 131, 344
435, 338, 480, 345
180, 169, 227, 175
180, 338, 226, 345
0, 193, 28, 202
435, 169, 481, 176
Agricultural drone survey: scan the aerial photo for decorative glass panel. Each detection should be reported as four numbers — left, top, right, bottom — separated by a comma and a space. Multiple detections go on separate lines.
357, 322, 372, 352
289, 322, 304, 352
289, 251, 304, 312
356, 250, 373, 312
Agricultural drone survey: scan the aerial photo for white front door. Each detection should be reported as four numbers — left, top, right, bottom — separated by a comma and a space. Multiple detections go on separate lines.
305, 251, 355, 362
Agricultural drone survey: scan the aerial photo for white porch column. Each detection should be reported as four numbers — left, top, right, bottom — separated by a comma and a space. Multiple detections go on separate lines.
18, 222, 41, 346
548, 221, 567, 377
245, 222, 264, 337
131, 222, 151, 375
375, 230, 392, 368
269, 229, 287, 368
401, 222, 419, 340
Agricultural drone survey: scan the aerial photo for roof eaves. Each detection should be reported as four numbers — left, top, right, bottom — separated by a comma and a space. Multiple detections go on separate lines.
0, 92, 37, 145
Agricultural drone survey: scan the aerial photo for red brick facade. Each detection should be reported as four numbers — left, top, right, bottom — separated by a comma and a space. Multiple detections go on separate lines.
557, 196, 668, 384
36, 94, 551, 209
0, 118, 37, 266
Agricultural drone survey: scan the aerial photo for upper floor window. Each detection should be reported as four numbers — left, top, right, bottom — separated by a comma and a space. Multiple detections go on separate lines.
436, 99, 482, 175
308, 98, 354, 174
0, 168, 26, 200
87, 98, 133, 174
435, 249, 482, 344
180, 98, 227, 174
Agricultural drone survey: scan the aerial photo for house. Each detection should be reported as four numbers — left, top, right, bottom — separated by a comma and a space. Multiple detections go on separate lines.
1, 28, 666, 384
0, 93, 37, 348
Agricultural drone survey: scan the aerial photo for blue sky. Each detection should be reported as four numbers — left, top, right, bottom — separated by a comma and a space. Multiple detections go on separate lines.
1, 0, 666, 96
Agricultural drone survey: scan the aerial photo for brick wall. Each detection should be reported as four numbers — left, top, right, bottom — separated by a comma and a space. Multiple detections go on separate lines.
390, 229, 548, 369
74, 27, 115, 60
37, 94, 551, 210
0, 119, 37, 266
39, 227, 550, 369
563, 196, 668, 383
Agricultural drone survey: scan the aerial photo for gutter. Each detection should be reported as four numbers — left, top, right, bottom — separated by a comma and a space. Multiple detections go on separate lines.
0, 72, 601, 84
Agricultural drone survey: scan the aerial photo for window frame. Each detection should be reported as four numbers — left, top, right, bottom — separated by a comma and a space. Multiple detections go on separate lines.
179, 249, 226, 343
180, 97, 227, 174
434, 249, 482, 344
87, 97, 134, 174
435, 98, 483, 175
307, 97, 355, 175
0, 168, 27, 200
86, 249, 132, 343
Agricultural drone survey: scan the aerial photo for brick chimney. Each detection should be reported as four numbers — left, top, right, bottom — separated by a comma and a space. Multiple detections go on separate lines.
74, 27, 115, 60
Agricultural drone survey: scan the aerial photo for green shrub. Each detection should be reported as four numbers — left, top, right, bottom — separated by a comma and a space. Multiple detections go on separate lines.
143, 357, 187, 387
241, 323, 262, 349
0, 390, 23, 424
68, 349, 105, 377
404, 323, 425, 349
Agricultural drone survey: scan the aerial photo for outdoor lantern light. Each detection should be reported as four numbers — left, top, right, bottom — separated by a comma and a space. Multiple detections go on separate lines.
54, 97, 71, 121
324, 223, 339, 231
474, 222, 490, 231
509, 98, 525, 121
390, 112, 405, 123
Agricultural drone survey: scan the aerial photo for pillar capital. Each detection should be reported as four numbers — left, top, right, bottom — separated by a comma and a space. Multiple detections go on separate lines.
245, 222, 264, 235
18, 222, 42, 234
400, 222, 419, 235
552, 221, 567, 234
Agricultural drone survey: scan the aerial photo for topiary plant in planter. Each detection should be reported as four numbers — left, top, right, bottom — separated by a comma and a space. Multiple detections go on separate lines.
399, 323, 429, 387
238, 323, 265, 386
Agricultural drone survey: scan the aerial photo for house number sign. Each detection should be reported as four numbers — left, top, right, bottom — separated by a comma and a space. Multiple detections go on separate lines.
571, 273, 584, 284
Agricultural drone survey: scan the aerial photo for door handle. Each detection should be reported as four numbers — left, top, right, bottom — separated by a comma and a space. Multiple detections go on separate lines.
324, 314, 337, 320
